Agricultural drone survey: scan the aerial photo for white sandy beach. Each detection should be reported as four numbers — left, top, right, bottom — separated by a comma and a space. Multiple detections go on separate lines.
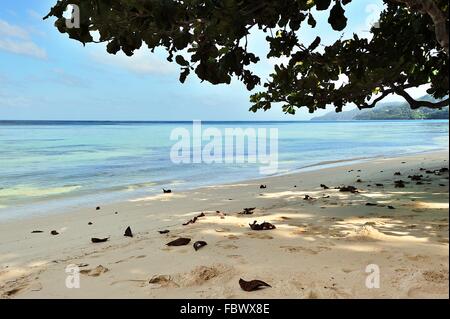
0, 151, 448, 299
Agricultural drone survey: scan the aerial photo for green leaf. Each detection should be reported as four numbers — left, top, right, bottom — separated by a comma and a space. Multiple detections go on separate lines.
308, 13, 317, 28
328, 1, 348, 31
315, 0, 331, 11
308, 36, 321, 51
175, 55, 189, 66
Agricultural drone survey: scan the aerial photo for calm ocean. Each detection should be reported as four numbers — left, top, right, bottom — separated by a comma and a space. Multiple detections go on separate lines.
0, 120, 448, 220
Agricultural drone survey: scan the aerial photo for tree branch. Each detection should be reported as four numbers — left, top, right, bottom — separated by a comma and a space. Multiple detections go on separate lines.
357, 89, 395, 109
394, 87, 449, 109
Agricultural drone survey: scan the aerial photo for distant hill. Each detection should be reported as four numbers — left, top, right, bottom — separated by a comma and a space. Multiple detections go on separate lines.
311, 96, 449, 121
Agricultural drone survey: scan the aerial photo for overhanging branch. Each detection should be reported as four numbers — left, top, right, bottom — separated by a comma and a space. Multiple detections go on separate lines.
394, 87, 449, 109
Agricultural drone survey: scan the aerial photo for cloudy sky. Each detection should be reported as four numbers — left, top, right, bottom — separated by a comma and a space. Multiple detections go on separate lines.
0, 0, 429, 121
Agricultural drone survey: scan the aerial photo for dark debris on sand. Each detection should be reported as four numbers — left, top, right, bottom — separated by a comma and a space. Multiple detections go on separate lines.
239, 278, 271, 292
249, 221, 276, 231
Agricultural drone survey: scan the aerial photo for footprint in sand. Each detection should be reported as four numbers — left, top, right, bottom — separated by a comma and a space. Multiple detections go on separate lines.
216, 240, 239, 249
150, 264, 234, 289
405, 254, 427, 261
245, 232, 273, 240
280, 245, 331, 255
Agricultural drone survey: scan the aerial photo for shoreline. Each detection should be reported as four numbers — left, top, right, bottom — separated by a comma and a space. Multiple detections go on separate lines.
1, 148, 448, 223
0, 150, 448, 298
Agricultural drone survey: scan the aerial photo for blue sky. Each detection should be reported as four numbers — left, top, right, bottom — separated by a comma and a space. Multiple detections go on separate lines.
0, 0, 428, 121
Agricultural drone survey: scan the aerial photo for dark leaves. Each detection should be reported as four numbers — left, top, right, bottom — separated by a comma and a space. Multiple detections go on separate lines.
193, 241, 207, 251
307, 13, 317, 28
249, 221, 276, 231
50, 230, 59, 235
239, 278, 271, 292
316, 0, 332, 11
91, 237, 109, 243
328, 1, 348, 31
167, 238, 191, 246
158, 230, 170, 234
179, 68, 190, 83
175, 55, 189, 66
31, 230, 44, 233
308, 36, 321, 51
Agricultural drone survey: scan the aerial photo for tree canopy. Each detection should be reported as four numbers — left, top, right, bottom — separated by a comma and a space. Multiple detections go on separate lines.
45, 0, 449, 114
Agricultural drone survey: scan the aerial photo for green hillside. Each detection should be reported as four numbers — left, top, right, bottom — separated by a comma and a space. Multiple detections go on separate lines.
312, 96, 449, 121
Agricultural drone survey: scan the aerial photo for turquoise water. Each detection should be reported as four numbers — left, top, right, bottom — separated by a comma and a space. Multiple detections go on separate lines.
0, 120, 448, 220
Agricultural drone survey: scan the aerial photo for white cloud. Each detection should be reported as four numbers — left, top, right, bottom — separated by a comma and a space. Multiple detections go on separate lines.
90, 47, 175, 76
0, 19, 28, 39
0, 18, 47, 59
0, 38, 47, 59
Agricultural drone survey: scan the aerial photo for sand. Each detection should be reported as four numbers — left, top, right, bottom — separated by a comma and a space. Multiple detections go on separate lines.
0, 151, 448, 299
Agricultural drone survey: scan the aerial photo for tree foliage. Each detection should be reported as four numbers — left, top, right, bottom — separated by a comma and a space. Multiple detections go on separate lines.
45, 0, 449, 114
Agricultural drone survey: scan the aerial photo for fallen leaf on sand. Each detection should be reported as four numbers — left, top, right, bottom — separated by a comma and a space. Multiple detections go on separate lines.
31, 230, 43, 233
124, 226, 133, 237
365, 203, 378, 206
337, 186, 359, 193
158, 230, 170, 234
239, 207, 256, 215
91, 237, 109, 243
50, 230, 59, 235
395, 180, 406, 188
183, 217, 198, 226
167, 238, 191, 246
193, 241, 207, 251
182, 213, 205, 226
249, 221, 276, 231
239, 278, 271, 292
